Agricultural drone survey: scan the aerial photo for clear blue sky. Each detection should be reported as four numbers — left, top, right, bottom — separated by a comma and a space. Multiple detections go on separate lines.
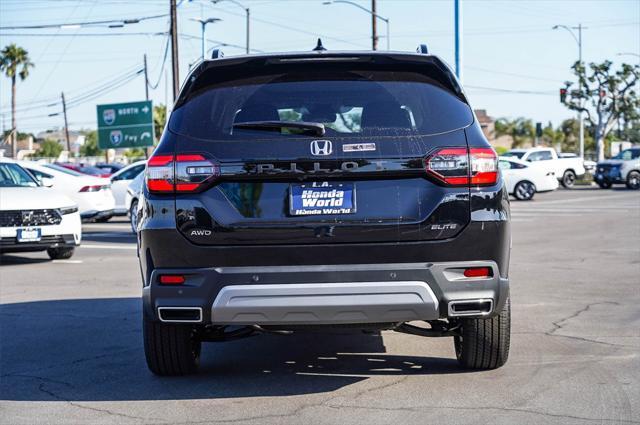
1, 0, 638, 134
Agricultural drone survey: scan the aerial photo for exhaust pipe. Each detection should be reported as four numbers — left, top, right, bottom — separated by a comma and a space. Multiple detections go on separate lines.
448, 299, 493, 317
158, 307, 203, 323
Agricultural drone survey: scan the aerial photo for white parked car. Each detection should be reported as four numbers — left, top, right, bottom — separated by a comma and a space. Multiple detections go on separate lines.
0, 158, 81, 259
502, 147, 586, 188
124, 171, 145, 233
499, 156, 559, 200
109, 160, 146, 215
17, 160, 115, 222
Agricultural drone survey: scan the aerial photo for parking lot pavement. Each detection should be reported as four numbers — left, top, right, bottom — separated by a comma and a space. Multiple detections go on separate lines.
1, 189, 639, 425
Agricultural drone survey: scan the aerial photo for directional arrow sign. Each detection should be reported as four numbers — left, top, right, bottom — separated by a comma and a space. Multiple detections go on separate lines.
97, 100, 154, 149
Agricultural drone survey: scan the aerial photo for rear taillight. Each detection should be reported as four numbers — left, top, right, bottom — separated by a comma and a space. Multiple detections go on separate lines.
146, 153, 220, 194
425, 147, 498, 186
469, 148, 498, 185
79, 185, 106, 192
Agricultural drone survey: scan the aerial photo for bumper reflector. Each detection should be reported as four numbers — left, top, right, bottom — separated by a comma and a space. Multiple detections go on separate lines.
159, 275, 185, 285
463, 267, 491, 278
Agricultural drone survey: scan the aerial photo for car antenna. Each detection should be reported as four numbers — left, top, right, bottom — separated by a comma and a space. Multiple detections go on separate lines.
312, 38, 327, 52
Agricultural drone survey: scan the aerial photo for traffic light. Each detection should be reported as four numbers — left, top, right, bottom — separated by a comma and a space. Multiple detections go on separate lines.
560, 88, 567, 103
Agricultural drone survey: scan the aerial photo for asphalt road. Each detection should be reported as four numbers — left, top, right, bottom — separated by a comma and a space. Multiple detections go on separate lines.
1, 187, 639, 425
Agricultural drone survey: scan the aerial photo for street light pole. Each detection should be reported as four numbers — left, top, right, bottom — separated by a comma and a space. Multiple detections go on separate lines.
170, 0, 179, 102
454, 0, 462, 82
553, 23, 586, 158
212, 0, 250, 54
323, 0, 390, 50
190, 17, 222, 60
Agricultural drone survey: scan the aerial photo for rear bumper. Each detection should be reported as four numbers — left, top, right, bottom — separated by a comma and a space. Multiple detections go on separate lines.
143, 261, 509, 325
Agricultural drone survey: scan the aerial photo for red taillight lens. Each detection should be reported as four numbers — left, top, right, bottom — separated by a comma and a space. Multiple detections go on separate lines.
146, 153, 220, 194
425, 147, 498, 186
469, 148, 498, 185
425, 148, 469, 185
159, 274, 185, 285
463, 267, 492, 278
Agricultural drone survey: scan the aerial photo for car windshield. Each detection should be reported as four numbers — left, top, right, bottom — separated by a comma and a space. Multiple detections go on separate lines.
170, 70, 473, 140
0, 163, 38, 187
613, 149, 640, 160
502, 152, 525, 159
45, 163, 85, 176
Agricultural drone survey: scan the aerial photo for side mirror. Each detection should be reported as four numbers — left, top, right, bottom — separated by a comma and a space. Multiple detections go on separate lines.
41, 177, 54, 187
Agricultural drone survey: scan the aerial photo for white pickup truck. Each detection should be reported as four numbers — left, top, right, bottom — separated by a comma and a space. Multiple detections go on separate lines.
502, 147, 586, 188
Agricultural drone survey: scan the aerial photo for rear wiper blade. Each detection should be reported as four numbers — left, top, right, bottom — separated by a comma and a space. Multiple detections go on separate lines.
232, 120, 326, 136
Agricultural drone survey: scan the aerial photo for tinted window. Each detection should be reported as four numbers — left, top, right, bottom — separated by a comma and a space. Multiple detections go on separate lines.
0, 163, 38, 187
26, 168, 53, 181
527, 151, 552, 161
113, 164, 145, 181
614, 149, 640, 160
170, 71, 473, 140
45, 163, 84, 176
502, 152, 525, 159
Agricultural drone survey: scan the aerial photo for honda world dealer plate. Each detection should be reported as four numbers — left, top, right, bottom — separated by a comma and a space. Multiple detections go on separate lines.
17, 227, 41, 242
290, 182, 356, 216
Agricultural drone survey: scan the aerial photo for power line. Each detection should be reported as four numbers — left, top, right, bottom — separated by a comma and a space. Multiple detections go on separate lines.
0, 13, 169, 30
465, 85, 555, 95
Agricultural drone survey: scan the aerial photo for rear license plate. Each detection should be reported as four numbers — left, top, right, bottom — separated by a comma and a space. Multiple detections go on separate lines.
290, 182, 356, 216
17, 227, 41, 242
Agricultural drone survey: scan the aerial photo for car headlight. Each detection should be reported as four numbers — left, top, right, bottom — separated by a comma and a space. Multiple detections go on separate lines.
59, 206, 79, 215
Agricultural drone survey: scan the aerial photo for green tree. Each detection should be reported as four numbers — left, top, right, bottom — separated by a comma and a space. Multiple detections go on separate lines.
541, 121, 564, 148
80, 130, 102, 156
35, 139, 63, 158
495, 118, 535, 148
562, 60, 639, 160
153, 104, 167, 142
0, 44, 34, 158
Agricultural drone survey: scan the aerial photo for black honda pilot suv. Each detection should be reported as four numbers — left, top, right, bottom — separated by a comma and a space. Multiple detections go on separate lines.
138, 45, 511, 375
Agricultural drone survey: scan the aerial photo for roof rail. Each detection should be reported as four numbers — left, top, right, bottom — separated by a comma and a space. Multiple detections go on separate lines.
211, 49, 224, 59
416, 44, 429, 54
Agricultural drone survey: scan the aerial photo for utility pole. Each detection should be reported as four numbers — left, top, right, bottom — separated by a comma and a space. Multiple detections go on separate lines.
170, 0, 180, 101
245, 7, 250, 54
577, 23, 584, 159
371, 0, 377, 50
454, 0, 463, 82
61, 92, 71, 153
143, 54, 149, 100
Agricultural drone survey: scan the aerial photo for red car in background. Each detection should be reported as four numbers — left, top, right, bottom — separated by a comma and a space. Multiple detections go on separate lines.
55, 163, 112, 178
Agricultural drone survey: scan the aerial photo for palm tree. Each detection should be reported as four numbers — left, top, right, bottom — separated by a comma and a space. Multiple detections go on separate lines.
0, 44, 34, 158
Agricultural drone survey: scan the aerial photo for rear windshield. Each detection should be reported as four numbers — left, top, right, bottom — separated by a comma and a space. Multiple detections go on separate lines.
169, 70, 473, 140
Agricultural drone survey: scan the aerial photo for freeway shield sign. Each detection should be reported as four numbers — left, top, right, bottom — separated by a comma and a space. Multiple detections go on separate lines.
97, 100, 154, 149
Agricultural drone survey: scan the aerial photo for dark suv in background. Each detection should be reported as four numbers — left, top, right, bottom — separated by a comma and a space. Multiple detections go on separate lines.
137, 45, 511, 375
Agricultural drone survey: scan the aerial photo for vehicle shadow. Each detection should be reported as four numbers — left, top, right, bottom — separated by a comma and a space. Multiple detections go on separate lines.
0, 254, 52, 266
0, 298, 466, 402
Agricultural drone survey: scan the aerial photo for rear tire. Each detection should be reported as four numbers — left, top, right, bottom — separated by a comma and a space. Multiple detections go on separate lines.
454, 296, 510, 369
46, 247, 75, 260
129, 200, 139, 234
561, 170, 576, 188
143, 315, 201, 376
513, 181, 535, 200
626, 171, 640, 190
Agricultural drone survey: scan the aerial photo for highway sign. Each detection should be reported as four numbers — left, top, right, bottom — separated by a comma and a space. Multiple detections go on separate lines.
96, 100, 154, 149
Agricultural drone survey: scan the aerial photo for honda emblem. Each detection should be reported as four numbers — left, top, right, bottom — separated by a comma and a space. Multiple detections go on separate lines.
310, 140, 332, 156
